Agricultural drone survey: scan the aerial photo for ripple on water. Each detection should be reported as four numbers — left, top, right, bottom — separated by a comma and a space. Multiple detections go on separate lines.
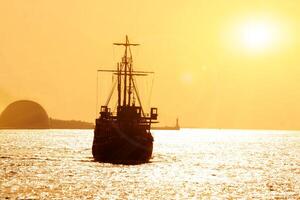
0, 129, 299, 199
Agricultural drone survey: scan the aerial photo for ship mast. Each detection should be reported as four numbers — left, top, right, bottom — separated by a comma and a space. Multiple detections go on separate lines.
113, 35, 139, 107
97, 36, 154, 111
123, 37, 128, 106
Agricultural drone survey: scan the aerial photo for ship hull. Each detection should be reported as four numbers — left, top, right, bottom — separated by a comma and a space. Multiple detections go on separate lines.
92, 127, 153, 164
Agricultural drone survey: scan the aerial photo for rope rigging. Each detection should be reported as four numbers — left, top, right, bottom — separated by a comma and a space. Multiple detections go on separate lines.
95, 35, 155, 119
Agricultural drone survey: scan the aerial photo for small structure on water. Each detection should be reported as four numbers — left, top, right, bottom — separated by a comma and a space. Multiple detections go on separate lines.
92, 36, 158, 164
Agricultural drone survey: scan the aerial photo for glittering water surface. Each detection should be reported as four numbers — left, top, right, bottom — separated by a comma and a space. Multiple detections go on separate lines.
0, 129, 299, 199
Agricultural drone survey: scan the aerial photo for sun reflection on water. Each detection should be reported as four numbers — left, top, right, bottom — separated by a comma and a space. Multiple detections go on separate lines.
0, 129, 299, 199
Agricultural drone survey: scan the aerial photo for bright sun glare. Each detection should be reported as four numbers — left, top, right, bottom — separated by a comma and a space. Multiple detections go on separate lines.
240, 20, 278, 52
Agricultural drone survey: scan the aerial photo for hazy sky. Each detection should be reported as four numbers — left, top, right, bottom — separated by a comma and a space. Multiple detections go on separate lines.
1, 0, 300, 129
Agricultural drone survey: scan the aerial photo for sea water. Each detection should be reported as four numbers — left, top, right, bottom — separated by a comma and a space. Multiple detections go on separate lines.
0, 129, 299, 199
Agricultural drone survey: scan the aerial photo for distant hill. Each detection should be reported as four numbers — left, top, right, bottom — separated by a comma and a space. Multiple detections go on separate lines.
0, 100, 94, 129
49, 118, 94, 129
0, 100, 50, 129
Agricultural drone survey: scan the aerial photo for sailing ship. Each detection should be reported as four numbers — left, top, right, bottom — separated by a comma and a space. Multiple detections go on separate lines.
92, 36, 158, 164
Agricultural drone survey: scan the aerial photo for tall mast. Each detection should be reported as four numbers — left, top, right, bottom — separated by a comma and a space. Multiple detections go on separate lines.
123, 36, 128, 106
117, 63, 121, 107
113, 35, 139, 107
128, 49, 133, 106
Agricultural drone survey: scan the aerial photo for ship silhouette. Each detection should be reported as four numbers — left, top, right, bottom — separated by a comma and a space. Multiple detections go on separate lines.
92, 36, 158, 164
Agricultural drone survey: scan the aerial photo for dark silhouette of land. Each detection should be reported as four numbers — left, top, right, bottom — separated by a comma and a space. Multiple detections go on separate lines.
0, 100, 50, 129
49, 118, 94, 129
0, 100, 94, 129
151, 118, 180, 130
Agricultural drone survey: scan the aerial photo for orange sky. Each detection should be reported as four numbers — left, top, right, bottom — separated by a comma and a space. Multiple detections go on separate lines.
1, 0, 300, 129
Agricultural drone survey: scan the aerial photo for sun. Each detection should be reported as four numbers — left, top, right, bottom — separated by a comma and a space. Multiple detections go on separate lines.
239, 20, 277, 52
